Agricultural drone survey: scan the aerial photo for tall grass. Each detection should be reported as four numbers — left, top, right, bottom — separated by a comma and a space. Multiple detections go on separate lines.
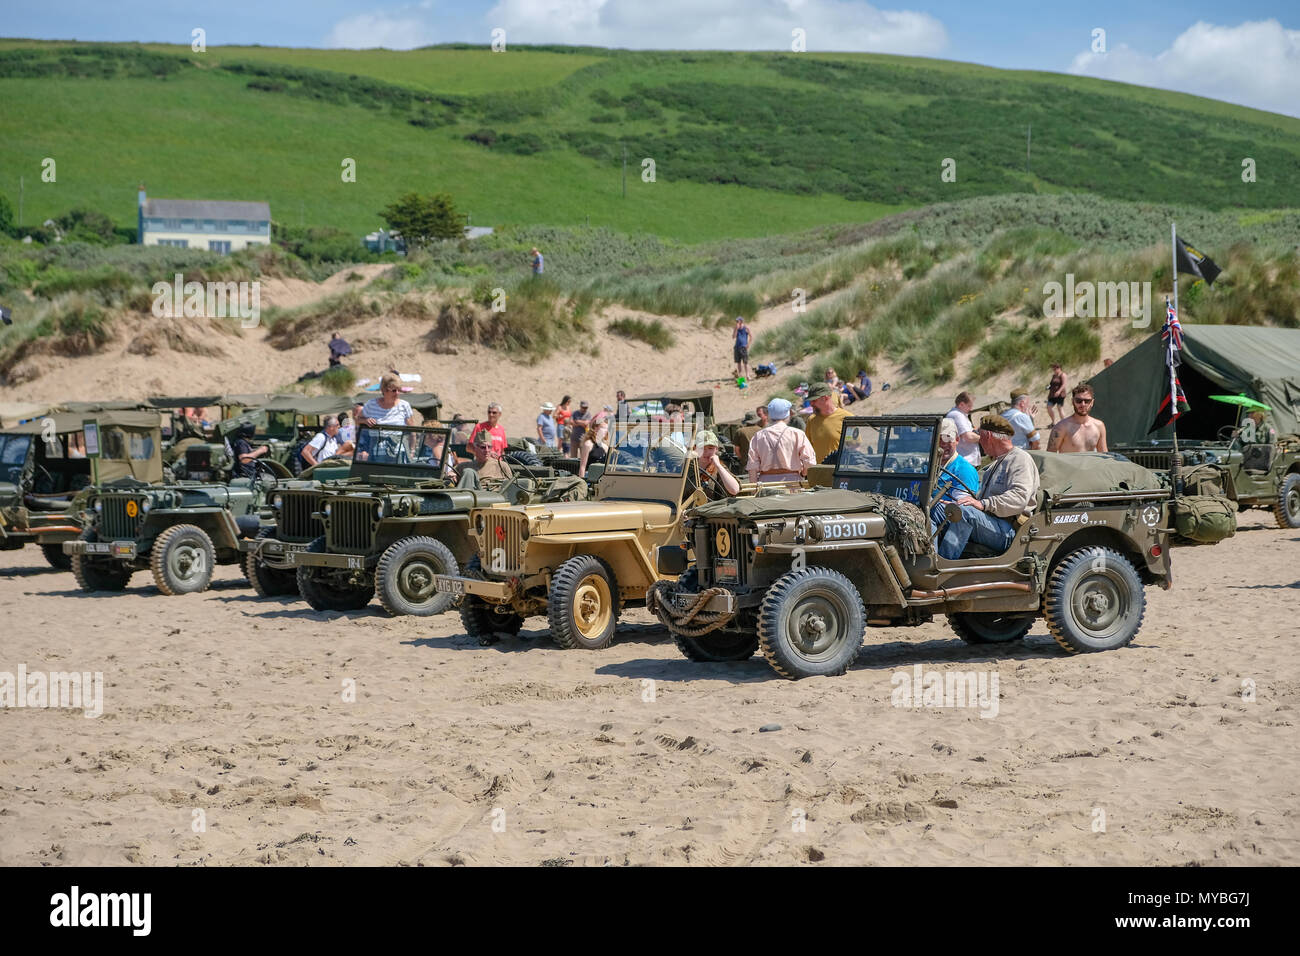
606, 317, 675, 350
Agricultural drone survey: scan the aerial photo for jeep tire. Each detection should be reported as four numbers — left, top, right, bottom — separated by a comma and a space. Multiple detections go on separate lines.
296, 535, 375, 611
670, 572, 758, 661
245, 529, 299, 597
70, 529, 132, 592
757, 567, 865, 679
1044, 546, 1145, 653
376, 536, 459, 617
41, 543, 72, 571
548, 555, 620, 650
1275, 473, 1300, 529
948, 611, 1035, 645
459, 556, 524, 644
151, 523, 216, 595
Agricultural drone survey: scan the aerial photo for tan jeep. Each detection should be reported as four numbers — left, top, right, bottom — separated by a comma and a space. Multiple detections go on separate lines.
433, 421, 782, 649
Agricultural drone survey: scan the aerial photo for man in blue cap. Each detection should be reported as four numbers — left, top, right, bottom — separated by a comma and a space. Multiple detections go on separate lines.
746, 397, 815, 483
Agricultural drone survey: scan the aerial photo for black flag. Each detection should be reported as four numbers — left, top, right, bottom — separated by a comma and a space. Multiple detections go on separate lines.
1175, 236, 1222, 285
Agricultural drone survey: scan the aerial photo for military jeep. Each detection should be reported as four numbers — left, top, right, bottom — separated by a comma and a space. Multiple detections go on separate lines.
286, 423, 585, 615
63, 449, 288, 594
651, 415, 1232, 680
1113, 421, 1299, 529
435, 421, 766, 649
1, 410, 164, 569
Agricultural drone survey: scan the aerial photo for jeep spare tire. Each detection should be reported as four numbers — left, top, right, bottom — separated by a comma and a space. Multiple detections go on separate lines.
151, 523, 216, 596
757, 567, 865, 679
376, 536, 459, 617
548, 554, 620, 650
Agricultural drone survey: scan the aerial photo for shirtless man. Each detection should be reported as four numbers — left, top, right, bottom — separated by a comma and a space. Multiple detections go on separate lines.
1047, 383, 1108, 453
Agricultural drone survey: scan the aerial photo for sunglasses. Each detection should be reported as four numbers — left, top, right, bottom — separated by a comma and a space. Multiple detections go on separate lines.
1073, 398, 1094, 404
383, 387, 399, 393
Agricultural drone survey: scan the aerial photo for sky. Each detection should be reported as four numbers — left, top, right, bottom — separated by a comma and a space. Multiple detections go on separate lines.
7, 1, 1299, 116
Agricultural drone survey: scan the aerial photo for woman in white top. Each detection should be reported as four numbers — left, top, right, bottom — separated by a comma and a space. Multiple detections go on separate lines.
360, 373, 415, 427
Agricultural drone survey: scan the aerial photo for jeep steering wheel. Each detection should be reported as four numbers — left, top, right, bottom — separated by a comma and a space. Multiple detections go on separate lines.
1217, 424, 1242, 442
32, 463, 55, 493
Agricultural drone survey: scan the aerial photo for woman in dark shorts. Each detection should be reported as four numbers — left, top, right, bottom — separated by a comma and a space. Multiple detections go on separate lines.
1046, 363, 1068, 424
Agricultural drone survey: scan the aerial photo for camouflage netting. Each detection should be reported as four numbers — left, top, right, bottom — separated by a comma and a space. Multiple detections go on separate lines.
693, 488, 932, 558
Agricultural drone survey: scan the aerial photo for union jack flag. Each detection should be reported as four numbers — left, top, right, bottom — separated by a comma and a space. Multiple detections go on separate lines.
1150, 298, 1190, 432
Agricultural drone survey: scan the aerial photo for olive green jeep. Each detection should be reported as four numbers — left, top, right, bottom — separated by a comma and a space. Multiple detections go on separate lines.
1, 410, 163, 569
651, 415, 1235, 679
283, 423, 586, 615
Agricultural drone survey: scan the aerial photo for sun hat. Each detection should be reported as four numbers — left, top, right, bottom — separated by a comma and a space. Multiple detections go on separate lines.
767, 398, 792, 421
540, 401, 555, 411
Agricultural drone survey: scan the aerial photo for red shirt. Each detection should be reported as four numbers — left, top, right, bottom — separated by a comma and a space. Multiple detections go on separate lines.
469, 423, 506, 456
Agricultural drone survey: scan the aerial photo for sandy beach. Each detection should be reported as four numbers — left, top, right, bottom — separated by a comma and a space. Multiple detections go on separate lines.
1, 511, 1295, 867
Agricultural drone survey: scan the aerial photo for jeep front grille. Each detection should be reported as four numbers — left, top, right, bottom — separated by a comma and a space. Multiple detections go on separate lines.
279, 490, 322, 542
327, 497, 377, 552
483, 512, 527, 576
1124, 449, 1172, 471
186, 446, 211, 474
704, 519, 749, 586
100, 495, 142, 541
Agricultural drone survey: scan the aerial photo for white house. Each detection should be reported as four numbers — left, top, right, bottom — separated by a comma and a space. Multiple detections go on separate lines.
137, 187, 270, 253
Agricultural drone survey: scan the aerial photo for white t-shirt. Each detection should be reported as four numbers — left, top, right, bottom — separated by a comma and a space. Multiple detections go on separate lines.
1005, 408, 1038, 450
362, 397, 412, 426
945, 408, 980, 465
306, 431, 341, 461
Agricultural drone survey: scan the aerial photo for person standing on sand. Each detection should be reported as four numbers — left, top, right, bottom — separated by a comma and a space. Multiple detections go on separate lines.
1046, 363, 1068, 424
746, 398, 815, 483
1047, 383, 1108, 453
732, 317, 751, 388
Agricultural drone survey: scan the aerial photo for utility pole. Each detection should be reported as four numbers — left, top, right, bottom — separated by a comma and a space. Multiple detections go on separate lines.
1026, 124, 1032, 175
622, 145, 627, 199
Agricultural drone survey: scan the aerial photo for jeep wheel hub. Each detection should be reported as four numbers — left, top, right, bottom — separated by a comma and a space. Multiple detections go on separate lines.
574, 576, 612, 639
1074, 573, 1124, 633
172, 545, 206, 580
789, 592, 844, 657
400, 560, 436, 602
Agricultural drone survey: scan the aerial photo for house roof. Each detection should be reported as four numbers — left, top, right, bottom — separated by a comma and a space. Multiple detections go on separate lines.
143, 199, 270, 221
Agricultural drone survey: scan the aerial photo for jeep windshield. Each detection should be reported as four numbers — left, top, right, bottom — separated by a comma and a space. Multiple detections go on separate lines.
610, 419, 694, 476
353, 424, 451, 476
0, 433, 33, 483
837, 423, 934, 476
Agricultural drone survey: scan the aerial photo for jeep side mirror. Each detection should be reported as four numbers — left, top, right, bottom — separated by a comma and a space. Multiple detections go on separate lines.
655, 545, 688, 576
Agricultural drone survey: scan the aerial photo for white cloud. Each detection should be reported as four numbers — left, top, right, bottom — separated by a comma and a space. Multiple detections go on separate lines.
484, 0, 948, 55
1069, 19, 1300, 118
325, 8, 437, 50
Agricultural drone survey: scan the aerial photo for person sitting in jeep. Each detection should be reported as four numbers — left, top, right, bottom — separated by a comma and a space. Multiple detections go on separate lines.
930, 417, 980, 529
694, 430, 741, 500
229, 422, 269, 479
456, 428, 514, 487
938, 413, 1039, 560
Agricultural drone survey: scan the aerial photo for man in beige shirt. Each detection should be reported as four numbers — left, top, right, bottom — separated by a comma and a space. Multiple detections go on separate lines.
937, 414, 1040, 560
746, 398, 816, 483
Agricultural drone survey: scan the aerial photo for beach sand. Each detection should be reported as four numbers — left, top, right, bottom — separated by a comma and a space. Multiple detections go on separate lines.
0, 513, 1295, 866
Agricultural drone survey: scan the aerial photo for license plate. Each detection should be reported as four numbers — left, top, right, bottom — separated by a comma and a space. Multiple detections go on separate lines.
283, 542, 306, 553
112, 543, 134, 557
190, 470, 210, 481
671, 591, 698, 610
265, 541, 283, 553
715, 559, 738, 582
85, 542, 111, 554
435, 577, 465, 595
345, 555, 364, 570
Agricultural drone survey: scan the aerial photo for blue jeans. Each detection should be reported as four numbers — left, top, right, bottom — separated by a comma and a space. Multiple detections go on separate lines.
937, 504, 1015, 560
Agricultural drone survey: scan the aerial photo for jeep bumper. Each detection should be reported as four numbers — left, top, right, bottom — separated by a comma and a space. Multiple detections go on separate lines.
292, 550, 371, 571
63, 539, 138, 559
431, 574, 517, 601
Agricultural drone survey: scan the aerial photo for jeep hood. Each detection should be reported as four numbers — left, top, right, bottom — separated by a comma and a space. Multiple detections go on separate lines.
521, 498, 675, 534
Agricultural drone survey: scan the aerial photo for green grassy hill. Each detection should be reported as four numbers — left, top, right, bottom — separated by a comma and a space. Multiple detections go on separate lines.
3, 40, 1300, 242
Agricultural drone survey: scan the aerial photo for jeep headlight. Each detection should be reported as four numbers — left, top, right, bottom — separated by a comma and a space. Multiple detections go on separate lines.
271, 494, 282, 509
751, 533, 760, 548
140, 499, 151, 513
375, 500, 386, 519
323, 502, 332, 517
475, 514, 484, 534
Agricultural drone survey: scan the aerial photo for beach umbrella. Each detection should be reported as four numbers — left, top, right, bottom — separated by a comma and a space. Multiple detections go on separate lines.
329, 336, 353, 358
1209, 394, 1271, 412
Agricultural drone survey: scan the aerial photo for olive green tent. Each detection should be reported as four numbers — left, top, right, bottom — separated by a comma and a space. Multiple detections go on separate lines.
1088, 324, 1300, 444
